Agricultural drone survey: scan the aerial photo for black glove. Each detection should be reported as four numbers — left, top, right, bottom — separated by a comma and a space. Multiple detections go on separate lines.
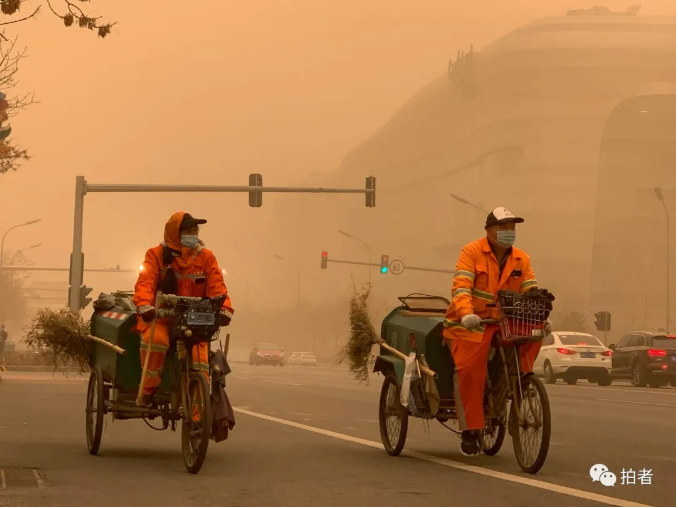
138, 305, 157, 323
220, 312, 232, 326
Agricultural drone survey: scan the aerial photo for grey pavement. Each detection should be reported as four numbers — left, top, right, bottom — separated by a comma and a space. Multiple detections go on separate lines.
0, 365, 674, 506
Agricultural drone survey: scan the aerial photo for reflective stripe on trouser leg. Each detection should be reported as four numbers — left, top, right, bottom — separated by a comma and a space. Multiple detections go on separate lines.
451, 337, 492, 431
139, 322, 170, 392
519, 341, 542, 373
191, 342, 210, 421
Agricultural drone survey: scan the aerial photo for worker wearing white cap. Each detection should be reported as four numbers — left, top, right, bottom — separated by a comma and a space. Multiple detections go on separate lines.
442, 206, 551, 456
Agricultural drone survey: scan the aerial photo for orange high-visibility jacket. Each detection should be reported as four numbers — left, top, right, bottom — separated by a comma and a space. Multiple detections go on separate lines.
134, 212, 234, 322
443, 237, 537, 343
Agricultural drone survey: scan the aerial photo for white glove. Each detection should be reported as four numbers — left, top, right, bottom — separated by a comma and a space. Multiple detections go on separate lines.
461, 313, 482, 331
544, 319, 553, 336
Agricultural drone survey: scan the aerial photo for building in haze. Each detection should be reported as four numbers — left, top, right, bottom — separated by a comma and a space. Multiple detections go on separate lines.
269, 7, 676, 338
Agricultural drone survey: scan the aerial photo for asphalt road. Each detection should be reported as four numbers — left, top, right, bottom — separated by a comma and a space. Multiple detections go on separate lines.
0, 365, 674, 507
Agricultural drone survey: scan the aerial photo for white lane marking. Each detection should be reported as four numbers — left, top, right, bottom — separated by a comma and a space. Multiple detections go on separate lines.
1, 469, 5, 489
547, 384, 674, 396
289, 412, 312, 416
354, 419, 378, 424
261, 380, 303, 386
32, 469, 45, 489
640, 455, 676, 462
234, 407, 649, 508
233, 376, 251, 381
596, 398, 675, 408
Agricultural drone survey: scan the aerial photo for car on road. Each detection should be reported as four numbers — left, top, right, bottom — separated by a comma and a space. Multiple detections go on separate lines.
249, 342, 285, 366
534, 331, 612, 385
609, 332, 676, 388
287, 352, 318, 366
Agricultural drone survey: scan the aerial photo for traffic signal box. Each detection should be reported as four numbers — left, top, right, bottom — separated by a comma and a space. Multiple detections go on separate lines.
380, 254, 389, 274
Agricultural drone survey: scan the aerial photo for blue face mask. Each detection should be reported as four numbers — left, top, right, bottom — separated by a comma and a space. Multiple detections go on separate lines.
180, 235, 200, 249
496, 230, 516, 247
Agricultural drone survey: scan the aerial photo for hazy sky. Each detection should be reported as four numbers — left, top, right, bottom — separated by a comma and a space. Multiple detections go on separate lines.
0, 0, 674, 311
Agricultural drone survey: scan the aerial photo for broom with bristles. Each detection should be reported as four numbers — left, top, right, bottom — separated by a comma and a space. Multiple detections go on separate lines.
24, 308, 125, 373
337, 283, 377, 383
338, 283, 438, 383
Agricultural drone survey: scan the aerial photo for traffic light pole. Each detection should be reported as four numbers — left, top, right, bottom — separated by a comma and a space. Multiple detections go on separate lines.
70, 176, 377, 313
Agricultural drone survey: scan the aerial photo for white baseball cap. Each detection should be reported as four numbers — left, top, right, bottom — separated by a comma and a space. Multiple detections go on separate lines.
485, 207, 524, 227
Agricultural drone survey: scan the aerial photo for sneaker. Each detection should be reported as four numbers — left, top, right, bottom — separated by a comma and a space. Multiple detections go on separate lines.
460, 430, 480, 456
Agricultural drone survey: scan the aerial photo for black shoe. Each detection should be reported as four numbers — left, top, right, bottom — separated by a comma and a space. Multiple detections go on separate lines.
460, 430, 479, 457
141, 393, 154, 408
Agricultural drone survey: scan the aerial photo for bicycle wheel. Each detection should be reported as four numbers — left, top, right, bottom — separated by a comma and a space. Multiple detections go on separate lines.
181, 372, 211, 474
85, 366, 104, 456
510, 373, 551, 474
480, 416, 506, 456
378, 374, 408, 456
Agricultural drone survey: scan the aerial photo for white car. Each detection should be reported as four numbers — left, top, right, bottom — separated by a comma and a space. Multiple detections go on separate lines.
288, 352, 303, 365
534, 331, 613, 386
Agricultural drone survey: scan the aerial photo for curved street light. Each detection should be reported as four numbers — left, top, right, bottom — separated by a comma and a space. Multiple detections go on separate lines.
337, 229, 372, 283
449, 194, 487, 214
10, 243, 43, 265
654, 187, 672, 333
273, 254, 300, 308
0, 219, 41, 267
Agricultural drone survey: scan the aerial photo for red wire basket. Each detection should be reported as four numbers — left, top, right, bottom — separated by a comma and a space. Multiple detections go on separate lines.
496, 292, 550, 342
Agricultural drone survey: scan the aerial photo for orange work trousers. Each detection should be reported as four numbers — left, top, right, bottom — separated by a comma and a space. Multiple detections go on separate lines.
138, 320, 210, 394
450, 326, 541, 431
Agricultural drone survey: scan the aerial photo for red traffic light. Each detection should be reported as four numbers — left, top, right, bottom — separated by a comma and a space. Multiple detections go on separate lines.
322, 251, 328, 258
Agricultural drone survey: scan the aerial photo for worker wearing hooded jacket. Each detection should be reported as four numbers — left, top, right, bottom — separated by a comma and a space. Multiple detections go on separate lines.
443, 206, 551, 457
134, 211, 233, 406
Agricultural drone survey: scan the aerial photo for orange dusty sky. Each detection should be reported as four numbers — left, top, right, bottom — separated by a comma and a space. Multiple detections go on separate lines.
0, 0, 674, 310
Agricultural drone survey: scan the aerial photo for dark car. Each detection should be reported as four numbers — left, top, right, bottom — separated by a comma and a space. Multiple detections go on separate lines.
610, 332, 676, 387
249, 342, 285, 366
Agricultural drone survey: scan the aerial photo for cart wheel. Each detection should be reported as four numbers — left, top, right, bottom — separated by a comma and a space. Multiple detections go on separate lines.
378, 374, 408, 456
510, 374, 551, 474
85, 366, 105, 456
480, 416, 506, 456
182, 372, 211, 474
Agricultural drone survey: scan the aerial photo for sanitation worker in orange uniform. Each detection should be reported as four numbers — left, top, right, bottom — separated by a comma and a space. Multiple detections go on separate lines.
443, 207, 551, 456
134, 212, 234, 407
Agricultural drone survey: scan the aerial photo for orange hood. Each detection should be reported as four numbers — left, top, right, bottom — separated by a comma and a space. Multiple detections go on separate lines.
164, 212, 186, 252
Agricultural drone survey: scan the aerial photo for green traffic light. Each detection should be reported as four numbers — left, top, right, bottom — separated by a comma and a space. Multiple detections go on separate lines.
380, 267, 388, 274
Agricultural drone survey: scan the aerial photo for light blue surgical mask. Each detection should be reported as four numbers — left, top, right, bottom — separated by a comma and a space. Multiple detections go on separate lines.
496, 230, 516, 247
180, 235, 200, 249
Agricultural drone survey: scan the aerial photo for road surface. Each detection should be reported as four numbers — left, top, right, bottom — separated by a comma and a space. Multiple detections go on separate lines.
0, 365, 674, 506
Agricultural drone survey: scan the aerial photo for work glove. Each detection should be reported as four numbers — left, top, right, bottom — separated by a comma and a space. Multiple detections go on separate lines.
461, 313, 482, 331
138, 305, 157, 323
544, 319, 553, 336
219, 310, 233, 327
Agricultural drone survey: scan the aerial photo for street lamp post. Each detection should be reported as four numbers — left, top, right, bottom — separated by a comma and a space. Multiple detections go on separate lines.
274, 254, 304, 351
338, 229, 372, 284
222, 269, 250, 307
654, 187, 671, 333
10, 243, 43, 265
0, 219, 41, 267
449, 194, 487, 214
273, 254, 300, 308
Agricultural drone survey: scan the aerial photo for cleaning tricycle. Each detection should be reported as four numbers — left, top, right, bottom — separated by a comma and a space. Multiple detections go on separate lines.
85, 291, 232, 474
373, 290, 552, 474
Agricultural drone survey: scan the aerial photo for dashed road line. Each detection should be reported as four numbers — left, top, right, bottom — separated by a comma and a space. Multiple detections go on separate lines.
32, 469, 45, 488
261, 380, 303, 386
234, 407, 649, 508
1, 469, 5, 489
596, 398, 675, 407
547, 384, 675, 396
